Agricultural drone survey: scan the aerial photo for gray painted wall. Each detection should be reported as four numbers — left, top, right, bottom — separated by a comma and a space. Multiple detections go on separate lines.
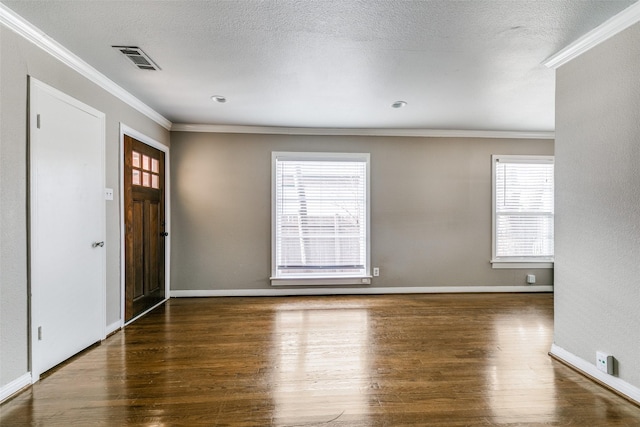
0, 27, 169, 389
554, 23, 640, 388
170, 132, 553, 291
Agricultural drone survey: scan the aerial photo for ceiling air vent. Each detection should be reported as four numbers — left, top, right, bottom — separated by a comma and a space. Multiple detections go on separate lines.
112, 46, 160, 71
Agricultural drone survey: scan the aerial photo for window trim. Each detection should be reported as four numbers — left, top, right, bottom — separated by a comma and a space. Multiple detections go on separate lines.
271, 151, 371, 286
491, 155, 554, 269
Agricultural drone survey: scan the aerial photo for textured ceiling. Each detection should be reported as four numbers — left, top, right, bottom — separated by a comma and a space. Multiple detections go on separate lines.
2, 0, 636, 131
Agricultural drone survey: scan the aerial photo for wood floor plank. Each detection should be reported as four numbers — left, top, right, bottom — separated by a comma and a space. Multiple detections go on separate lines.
2, 293, 639, 426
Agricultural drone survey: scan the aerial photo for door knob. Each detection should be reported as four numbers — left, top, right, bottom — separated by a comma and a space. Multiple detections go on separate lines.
92, 241, 105, 248
160, 232, 169, 237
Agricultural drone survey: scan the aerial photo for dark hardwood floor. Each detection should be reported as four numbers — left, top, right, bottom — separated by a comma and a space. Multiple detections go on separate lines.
2, 293, 639, 426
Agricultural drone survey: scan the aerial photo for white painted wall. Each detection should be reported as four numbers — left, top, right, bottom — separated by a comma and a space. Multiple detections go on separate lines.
554, 22, 640, 390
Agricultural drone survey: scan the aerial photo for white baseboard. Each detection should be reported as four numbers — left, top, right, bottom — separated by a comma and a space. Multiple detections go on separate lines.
171, 285, 553, 298
106, 320, 122, 336
550, 344, 640, 405
0, 372, 31, 403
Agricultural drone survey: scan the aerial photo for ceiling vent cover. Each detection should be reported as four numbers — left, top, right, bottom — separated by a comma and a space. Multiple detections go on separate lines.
112, 46, 160, 70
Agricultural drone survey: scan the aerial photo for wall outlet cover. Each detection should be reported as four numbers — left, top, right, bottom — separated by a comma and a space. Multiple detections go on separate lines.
596, 351, 614, 375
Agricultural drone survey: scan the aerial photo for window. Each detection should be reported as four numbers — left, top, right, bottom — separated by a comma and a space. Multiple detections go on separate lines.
491, 155, 554, 269
131, 150, 160, 189
271, 152, 370, 286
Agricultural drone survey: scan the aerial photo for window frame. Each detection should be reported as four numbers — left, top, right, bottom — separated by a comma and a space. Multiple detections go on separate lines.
271, 151, 371, 286
491, 154, 554, 269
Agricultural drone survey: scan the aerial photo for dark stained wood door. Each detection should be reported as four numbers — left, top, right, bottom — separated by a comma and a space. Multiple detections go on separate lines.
124, 135, 166, 321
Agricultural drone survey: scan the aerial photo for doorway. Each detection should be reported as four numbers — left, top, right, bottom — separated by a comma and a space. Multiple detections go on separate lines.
123, 132, 168, 322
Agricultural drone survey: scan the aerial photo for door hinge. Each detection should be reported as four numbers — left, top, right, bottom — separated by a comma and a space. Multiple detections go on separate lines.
38, 326, 43, 340
37, 114, 41, 129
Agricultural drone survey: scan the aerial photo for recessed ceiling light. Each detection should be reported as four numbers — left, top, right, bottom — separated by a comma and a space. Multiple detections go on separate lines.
392, 101, 407, 109
211, 95, 227, 103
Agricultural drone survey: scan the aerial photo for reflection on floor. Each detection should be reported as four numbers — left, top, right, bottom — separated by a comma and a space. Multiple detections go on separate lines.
1, 293, 639, 426
272, 304, 371, 425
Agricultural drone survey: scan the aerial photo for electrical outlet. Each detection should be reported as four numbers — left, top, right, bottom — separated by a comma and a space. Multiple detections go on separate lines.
105, 188, 114, 200
596, 351, 614, 375
526, 274, 536, 284
373, 267, 380, 277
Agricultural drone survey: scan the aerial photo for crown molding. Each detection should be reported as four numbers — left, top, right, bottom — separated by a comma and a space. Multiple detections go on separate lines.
171, 124, 554, 140
0, 2, 567, 136
543, 1, 640, 69
0, 3, 172, 130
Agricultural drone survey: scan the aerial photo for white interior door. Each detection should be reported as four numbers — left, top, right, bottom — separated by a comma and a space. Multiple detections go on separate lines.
30, 78, 106, 380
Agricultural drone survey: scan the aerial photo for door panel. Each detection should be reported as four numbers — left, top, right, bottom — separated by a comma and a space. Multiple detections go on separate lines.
148, 200, 161, 294
132, 201, 145, 300
29, 79, 105, 379
124, 135, 166, 321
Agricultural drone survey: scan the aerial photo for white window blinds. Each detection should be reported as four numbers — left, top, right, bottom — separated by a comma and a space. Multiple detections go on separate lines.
273, 153, 369, 279
493, 156, 554, 262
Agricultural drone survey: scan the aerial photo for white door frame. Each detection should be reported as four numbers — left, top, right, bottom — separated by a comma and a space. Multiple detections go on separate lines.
118, 124, 170, 327
29, 77, 106, 381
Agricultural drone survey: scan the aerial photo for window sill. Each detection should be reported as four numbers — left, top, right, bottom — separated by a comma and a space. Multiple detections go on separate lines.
270, 276, 372, 287
491, 260, 554, 269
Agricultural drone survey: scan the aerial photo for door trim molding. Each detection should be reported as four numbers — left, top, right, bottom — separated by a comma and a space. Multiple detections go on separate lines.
119, 124, 170, 326
29, 77, 106, 381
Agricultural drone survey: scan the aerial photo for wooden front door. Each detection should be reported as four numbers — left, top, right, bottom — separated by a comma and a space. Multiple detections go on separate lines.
124, 135, 166, 321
